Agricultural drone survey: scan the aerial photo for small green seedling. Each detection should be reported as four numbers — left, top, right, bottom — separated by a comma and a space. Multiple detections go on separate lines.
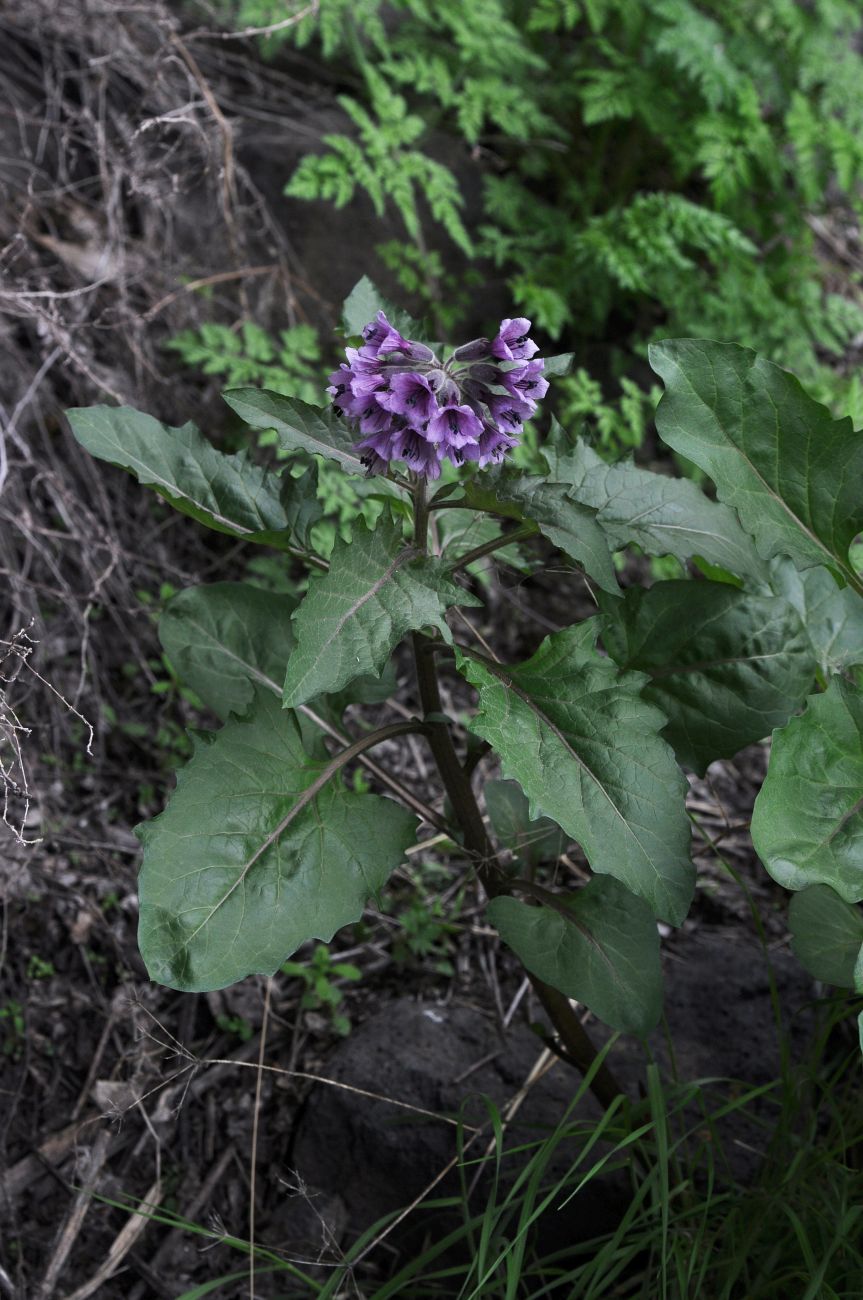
282, 944, 362, 1036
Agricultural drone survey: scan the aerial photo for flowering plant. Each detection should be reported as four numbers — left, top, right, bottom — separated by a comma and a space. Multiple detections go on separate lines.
67, 280, 863, 1096
329, 311, 546, 477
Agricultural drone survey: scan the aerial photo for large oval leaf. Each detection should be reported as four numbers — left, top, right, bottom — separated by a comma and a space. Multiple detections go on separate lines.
282, 517, 479, 708
138, 690, 416, 991
600, 581, 815, 773
456, 621, 694, 924
751, 679, 863, 902
771, 559, 863, 678
489, 876, 662, 1035
66, 406, 290, 542
787, 885, 863, 988
649, 340, 863, 589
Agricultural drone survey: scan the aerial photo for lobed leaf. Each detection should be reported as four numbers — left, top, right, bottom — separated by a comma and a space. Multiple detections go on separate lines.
649, 339, 863, 589
489, 876, 663, 1034
66, 406, 290, 543
600, 581, 816, 773
478, 472, 619, 595
554, 435, 762, 579
751, 679, 863, 903
456, 621, 694, 924
138, 690, 416, 991
283, 518, 480, 708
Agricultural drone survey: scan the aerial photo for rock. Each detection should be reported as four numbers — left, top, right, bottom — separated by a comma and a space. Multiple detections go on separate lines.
290, 927, 817, 1256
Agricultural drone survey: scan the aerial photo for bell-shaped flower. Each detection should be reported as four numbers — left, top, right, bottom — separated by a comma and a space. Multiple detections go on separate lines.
391, 427, 443, 480
357, 396, 392, 436
491, 317, 539, 362
377, 372, 439, 426
477, 420, 520, 467
426, 403, 483, 451
502, 360, 548, 411
485, 393, 533, 432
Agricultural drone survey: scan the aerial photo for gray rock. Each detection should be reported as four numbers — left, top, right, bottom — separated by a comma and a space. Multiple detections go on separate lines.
290, 928, 816, 1254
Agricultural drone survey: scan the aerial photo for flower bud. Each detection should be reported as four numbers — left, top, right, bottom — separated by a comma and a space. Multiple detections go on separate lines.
452, 337, 491, 362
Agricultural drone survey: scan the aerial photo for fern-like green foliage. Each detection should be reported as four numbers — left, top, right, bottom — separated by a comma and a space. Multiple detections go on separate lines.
214, 0, 863, 446
167, 322, 321, 405
285, 67, 472, 256
557, 369, 660, 455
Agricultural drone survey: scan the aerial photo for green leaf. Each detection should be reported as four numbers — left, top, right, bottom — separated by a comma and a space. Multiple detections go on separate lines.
485, 779, 568, 869
488, 876, 663, 1034
223, 388, 372, 480
600, 581, 816, 773
283, 517, 480, 708
341, 275, 419, 339
788, 885, 863, 988
751, 679, 863, 903
138, 690, 416, 991
281, 464, 326, 551
649, 340, 863, 589
457, 622, 694, 924
159, 582, 296, 721
488, 473, 619, 595
557, 436, 762, 579
66, 406, 290, 542
158, 582, 398, 740
541, 352, 575, 377
437, 509, 530, 579
771, 559, 863, 677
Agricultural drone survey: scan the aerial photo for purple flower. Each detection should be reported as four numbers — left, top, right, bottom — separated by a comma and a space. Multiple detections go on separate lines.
491, 317, 539, 362
485, 393, 533, 432
362, 311, 435, 362
345, 345, 383, 374
390, 427, 443, 480
360, 311, 401, 355
330, 305, 548, 478
357, 398, 392, 436
502, 359, 548, 411
477, 420, 520, 467
426, 403, 483, 451
377, 372, 439, 426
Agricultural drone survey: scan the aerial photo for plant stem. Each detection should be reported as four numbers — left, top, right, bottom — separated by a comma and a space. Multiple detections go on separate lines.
445, 522, 539, 575
298, 703, 452, 835
410, 480, 627, 1113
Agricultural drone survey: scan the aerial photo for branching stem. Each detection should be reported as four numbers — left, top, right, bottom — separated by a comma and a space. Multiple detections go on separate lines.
445, 522, 539, 574
410, 481, 627, 1113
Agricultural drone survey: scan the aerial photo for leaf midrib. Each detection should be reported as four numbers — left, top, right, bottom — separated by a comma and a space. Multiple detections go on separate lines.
671, 357, 858, 587
284, 546, 419, 702
469, 653, 656, 866
85, 419, 274, 535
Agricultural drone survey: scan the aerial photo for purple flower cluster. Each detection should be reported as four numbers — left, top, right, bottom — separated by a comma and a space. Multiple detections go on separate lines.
327, 314, 547, 480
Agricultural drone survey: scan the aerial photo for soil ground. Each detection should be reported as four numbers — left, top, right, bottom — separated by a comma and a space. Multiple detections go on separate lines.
0, 6, 856, 1298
